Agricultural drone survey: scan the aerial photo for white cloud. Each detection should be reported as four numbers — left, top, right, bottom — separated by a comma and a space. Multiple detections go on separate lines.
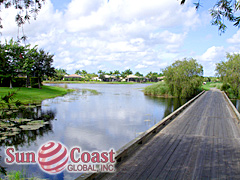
199, 46, 225, 62
135, 64, 148, 69
197, 46, 226, 76
0, 0, 202, 75
227, 30, 240, 44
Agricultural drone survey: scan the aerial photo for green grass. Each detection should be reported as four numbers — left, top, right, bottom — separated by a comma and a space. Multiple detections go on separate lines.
0, 85, 74, 105
201, 82, 223, 91
144, 81, 171, 97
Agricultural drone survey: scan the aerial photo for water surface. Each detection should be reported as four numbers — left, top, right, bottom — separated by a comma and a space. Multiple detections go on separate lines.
0, 84, 188, 179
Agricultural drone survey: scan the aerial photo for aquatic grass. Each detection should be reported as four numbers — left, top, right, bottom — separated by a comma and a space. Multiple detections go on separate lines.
144, 82, 170, 97
5, 169, 40, 180
80, 89, 101, 95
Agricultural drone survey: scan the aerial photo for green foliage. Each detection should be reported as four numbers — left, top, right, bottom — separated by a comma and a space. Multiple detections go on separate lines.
13, 77, 26, 87
216, 53, 240, 98
55, 68, 67, 81
135, 71, 143, 77
163, 58, 203, 98
124, 69, 133, 75
181, 0, 240, 34
0, 39, 55, 88
144, 81, 169, 96
0, 0, 45, 41
0, 39, 26, 88
30, 77, 39, 88
5, 169, 40, 180
221, 83, 231, 91
0, 86, 74, 105
146, 72, 160, 82
201, 82, 223, 91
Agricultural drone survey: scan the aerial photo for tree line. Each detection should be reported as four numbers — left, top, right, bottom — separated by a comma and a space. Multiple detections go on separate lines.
54, 68, 164, 82
146, 53, 240, 99
216, 53, 240, 99
0, 39, 55, 89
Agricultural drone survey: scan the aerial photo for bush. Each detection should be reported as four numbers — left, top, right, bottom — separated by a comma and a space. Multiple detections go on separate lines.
221, 83, 230, 91
0, 77, 26, 87
13, 78, 26, 87
0, 78, 10, 87
30, 77, 39, 88
144, 82, 169, 96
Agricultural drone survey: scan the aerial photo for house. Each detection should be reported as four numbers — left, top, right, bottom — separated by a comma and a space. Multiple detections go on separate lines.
92, 77, 102, 81
102, 75, 118, 82
64, 74, 83, 80
125, 75, 146, 82
157, 76, 165, 82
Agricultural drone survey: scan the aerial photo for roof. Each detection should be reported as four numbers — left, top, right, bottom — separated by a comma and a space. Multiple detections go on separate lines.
157, 76, 165, 80
126, 75, 141, 78
65, 74, 83, 78
104, 75, 116, 79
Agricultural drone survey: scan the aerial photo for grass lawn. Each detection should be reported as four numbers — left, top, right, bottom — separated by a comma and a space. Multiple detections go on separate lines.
201, 82, 223, 91
0, 85, 74, 105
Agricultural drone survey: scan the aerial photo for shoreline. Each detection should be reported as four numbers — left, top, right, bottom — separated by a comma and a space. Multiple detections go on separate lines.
0, 85, 75, 106
43, 81, 153, 84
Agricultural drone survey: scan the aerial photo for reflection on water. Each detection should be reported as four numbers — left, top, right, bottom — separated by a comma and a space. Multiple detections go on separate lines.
0, 84, 189, 179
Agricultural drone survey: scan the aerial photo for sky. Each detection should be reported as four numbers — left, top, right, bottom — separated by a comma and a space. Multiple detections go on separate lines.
1, 0, 240, 76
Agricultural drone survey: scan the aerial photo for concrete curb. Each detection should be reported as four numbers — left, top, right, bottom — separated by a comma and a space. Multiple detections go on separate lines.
76, 90, 205, 180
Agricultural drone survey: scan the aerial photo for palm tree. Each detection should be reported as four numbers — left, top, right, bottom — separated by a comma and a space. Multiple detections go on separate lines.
98, 70, 103, 76
81, 70, 87, 77
75, 70, 81, 75
135, 71, 143, 77
124, 69, 133, 76
114, 70, 120, 80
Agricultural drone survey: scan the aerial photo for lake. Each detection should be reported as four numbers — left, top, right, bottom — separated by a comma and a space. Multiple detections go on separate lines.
0, 84, 190, 179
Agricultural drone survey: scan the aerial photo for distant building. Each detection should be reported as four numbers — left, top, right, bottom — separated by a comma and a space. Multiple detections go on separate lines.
92, 77, 102, 81
64, 74, 83, 80
125, 75, 146, 82
157, 76, 165, 82
101, 75, 117, 82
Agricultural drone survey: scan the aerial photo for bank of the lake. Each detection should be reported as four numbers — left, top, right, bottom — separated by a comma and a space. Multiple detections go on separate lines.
144, 81, 172, 97
0, 85, 74, 105
144, 81, 223, 97
43, 81, 153, 84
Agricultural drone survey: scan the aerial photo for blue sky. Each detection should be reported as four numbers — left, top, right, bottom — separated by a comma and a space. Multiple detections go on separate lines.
1, 0, 240, 76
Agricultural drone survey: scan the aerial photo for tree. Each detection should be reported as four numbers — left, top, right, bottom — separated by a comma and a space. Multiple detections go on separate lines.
98, 70, 103, 76
55, 68, 67, 80
146, 72, 158, 82
32, 49, 55, 88
81, 70, 87, 77
0, 39, 25, 88
0, 0, 45, 40
135, 71, 143, 77
23, 45, 37, 87
163, 58, 203, 98
124, 69, 133, 76
181, 0, 240, 34
120, 71, 127, 79
114, 70, 120, 79
216, 53, 240, 98
75, 70, 81, 75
